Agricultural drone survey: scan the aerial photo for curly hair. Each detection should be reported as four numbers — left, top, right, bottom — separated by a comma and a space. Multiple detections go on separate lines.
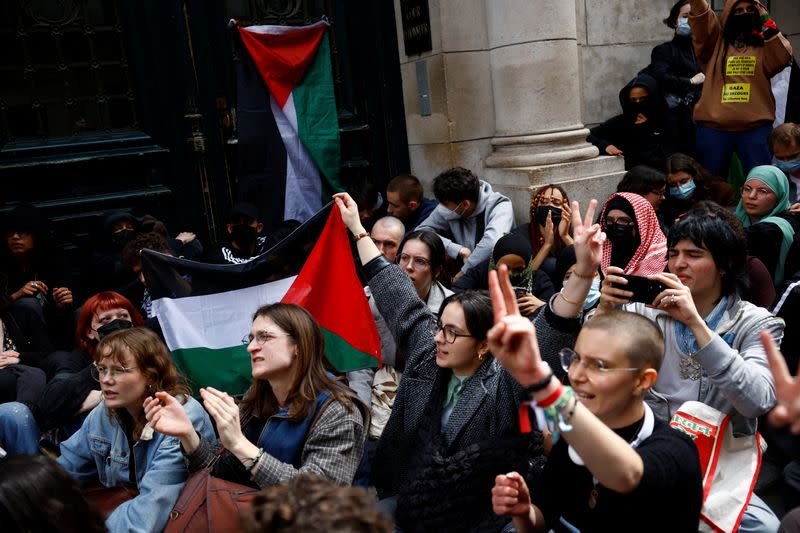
94, 327, 191, 437
528, 183, 571, 255
121, 231, 171, 268
432, 167, 480, 204
240, 474, 392, 533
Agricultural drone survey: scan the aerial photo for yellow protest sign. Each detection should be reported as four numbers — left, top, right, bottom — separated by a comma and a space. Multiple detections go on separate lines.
721, 83, 750, 103
726, 56, 756, 76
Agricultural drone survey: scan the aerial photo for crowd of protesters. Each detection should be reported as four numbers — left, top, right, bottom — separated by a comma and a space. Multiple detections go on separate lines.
2, 0, 800, 531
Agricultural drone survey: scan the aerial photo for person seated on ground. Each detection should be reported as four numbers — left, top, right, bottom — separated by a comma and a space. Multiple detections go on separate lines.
347, 216, 405, 406
54, 328, 214, 533
35, 291, 144, 439
86, 210, 141, 296
649, 0, 705, 157
662, 152, 735, 225
454, 232, 554, 318
0, 454, 106, 533
512, 184, 573, 286
554, 245, 602, 314
1, 203, 74, 347
689, 0, 792, 179
597, 192, 668, 277
690, 201, 776, 308
121, 231, 189, 318
366, 230, 455, 446
735, 164, 797, 286
417, 166, 515, 284
587, 73, 677, 171
144, 302, 369, 488
385, 174, 438, 236
616, 165, 668, 230
139, 214, 203, 261
769, 123, 800, 210
240, 473, 392, 533
0, 272, 51, 405
335, 192, 540, 532
488, 204, 703, 531
599, 204, 783, 532
207, 202, 268, 265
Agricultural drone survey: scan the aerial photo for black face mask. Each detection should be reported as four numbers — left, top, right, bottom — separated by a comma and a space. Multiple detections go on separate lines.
605, 223, 636, 244
95, 319, 133, 339
626, 100, 653, 122
231, 224, 257, 248
726, 12, 761, 41
535, 205, 562, 227
111, 229, 135, 248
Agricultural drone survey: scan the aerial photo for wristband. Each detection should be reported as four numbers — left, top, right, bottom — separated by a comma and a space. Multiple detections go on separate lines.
535, 382, 564, 408
353, 231, 370, 242
246, 448, 265, 472
523, 369, 554, 395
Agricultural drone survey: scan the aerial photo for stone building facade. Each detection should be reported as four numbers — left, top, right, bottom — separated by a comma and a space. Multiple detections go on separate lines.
393, 0, 800, 222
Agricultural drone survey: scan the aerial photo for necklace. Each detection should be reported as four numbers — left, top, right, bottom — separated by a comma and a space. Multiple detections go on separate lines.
569, 404, 655, 509
679, 334, 703, 381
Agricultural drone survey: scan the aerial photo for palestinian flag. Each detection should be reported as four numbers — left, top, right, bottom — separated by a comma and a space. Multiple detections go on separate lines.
144, 204, 380, 396
236, 20, 341, 231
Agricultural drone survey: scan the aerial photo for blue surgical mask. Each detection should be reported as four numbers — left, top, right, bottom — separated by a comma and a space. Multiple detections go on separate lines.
676, 18, 692, 37
669, 180, 696, 200
583, 278, 601, 310
775, 159, 800, 176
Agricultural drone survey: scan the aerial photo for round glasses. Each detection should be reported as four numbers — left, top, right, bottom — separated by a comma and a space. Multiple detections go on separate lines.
242, 331, 293, 346
91, 363, 138, 381
432, 322, 473, 344
399, 253, 431, 270
559, 348, 640, 376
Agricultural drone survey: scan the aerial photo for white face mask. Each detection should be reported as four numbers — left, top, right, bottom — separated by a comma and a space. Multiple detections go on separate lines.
676, 17, 692, 37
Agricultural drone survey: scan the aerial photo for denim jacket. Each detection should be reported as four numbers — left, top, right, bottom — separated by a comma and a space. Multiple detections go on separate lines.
57, 396, 214, 533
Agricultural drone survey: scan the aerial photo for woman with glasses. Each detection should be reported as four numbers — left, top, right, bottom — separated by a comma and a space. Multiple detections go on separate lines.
56, 327, 214, 533
600, 202, 783, 531
598, 192, 667, 277
397, 230, 453, 314
144, 302, 368, 489
735, 165, 797, 286
334, 192, 538, 532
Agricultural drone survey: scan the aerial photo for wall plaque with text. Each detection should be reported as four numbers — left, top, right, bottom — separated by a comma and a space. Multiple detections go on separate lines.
400, 0, 432, 56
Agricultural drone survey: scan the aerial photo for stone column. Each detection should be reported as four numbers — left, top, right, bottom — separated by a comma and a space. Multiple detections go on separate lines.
481, 0, 625, 222
483, 0, 598, 169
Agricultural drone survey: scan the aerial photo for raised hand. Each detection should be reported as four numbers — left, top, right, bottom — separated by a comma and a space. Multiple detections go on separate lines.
333, 192, 365, 235
143, 392, 194, 440
598, 265, 632, 312
762, 330, 800, 434
488, 265, 549, 387
542, 211, 555, 248
201, 387, 248, 453
650, 272, 700, 325
570, 199, 604, 273
492, 472, 532, 518
558, 203, 573, 243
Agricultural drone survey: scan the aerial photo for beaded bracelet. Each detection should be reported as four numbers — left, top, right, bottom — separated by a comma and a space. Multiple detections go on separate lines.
523, 369, 554, 395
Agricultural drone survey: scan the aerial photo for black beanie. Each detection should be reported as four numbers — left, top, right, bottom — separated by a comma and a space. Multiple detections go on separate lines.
492, 232, 533, 264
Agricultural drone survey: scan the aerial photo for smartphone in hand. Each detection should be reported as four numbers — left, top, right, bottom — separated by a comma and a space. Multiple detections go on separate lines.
612, 274, 667, 305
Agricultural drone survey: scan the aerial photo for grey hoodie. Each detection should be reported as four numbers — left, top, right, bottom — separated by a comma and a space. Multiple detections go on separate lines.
417, 180, 515, 274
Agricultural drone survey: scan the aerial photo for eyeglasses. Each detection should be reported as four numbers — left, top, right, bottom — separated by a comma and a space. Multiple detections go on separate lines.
432, 321, 473, 344
242, 331, 293, 346
559, 348, 640, 376
534, 195, 566, 207
399, 253, 431, 270
648, 189, 666, 198
741, 185, 773, 198
91, 363, 138, 381
605, 216, 634, 226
